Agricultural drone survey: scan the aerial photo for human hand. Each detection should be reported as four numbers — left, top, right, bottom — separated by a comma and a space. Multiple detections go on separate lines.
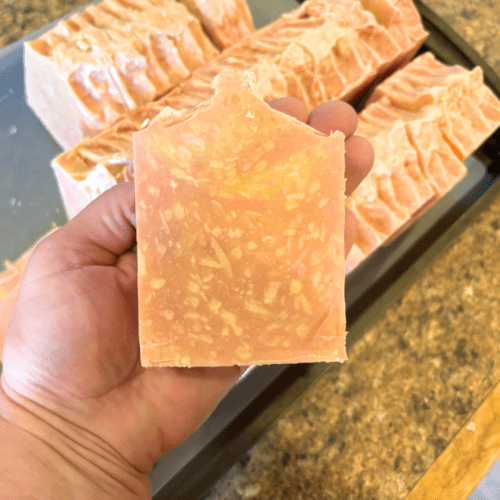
0, 98, 373, 499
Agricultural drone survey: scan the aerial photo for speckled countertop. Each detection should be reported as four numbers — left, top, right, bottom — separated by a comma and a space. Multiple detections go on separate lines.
1, 1, 500, 499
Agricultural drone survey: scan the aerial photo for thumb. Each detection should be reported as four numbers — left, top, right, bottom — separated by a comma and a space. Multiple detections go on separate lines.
63, 181, 136, 265
31, 182, 137, 275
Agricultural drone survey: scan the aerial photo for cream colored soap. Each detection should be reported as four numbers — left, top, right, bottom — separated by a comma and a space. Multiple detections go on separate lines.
133, 72, 346, 367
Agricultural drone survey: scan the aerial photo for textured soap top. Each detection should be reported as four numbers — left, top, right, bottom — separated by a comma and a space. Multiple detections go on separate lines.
346, 52, 500, 270
27, 0, 218, 135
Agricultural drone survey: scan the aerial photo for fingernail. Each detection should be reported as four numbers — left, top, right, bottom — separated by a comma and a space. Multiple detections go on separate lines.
132, 244, 137, 253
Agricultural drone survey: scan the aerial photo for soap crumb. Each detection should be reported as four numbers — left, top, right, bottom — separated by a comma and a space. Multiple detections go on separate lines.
396, 478, 405, 491
236, 484, 261, 499
466, 422, 476, 431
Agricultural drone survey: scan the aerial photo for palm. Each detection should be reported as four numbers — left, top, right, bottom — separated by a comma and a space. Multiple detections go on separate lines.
14, 265, 139, 398
4, 243, 239, 473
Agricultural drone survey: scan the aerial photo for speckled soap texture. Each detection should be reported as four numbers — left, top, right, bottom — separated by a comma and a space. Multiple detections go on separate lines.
2, 1, 500, 499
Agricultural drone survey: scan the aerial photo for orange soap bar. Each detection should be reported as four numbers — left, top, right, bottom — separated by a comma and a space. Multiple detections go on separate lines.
133, 72, 346, 367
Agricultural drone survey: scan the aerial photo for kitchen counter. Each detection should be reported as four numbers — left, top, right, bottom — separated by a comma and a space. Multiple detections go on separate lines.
1, 1, 500, 499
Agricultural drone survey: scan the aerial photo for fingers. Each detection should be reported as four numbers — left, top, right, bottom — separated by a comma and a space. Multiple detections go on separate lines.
269, 97, 368, 259
345, 207, 358, 257
307, 101, 358, 138
268, 97, 309, 123
302, 100, 374, 195
305, 101, 361, 256
344, 135, 375, 197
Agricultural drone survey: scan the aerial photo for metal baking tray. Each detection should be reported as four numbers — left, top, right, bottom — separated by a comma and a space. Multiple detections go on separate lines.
1, 1, 500, 499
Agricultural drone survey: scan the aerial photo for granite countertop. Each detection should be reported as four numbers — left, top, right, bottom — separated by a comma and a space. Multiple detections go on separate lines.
1, 1, 500, 499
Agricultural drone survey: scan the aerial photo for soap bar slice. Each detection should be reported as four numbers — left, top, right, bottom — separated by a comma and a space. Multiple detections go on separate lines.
52, 0, 427, 220
133, 71, 346, 367
25, 0, 218, 150
181, 0, 254, 50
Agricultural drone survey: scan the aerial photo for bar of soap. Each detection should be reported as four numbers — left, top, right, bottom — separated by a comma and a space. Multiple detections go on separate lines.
52, 0, 427, 220
133, 71, 346, 367
25, 0, 218, 150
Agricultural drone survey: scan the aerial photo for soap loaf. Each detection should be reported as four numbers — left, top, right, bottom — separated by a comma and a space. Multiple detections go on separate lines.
25, 0, 220, 150
346, 52, 500, 270
51, 0, 427, 219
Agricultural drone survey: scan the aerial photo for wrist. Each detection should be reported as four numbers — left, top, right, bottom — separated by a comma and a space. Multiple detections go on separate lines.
0, 378, 149, 500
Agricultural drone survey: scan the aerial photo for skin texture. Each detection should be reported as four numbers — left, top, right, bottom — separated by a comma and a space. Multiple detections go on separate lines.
0, 98, 373, 498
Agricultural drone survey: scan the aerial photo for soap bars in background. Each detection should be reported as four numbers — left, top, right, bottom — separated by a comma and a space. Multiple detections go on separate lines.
50, 0, 427, 220
346, 52, 500, 269
133, 72, 347, 367
24, 0, 254, 150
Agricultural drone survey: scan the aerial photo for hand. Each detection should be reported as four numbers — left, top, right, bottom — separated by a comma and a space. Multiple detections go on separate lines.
0, 98, 373, 498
